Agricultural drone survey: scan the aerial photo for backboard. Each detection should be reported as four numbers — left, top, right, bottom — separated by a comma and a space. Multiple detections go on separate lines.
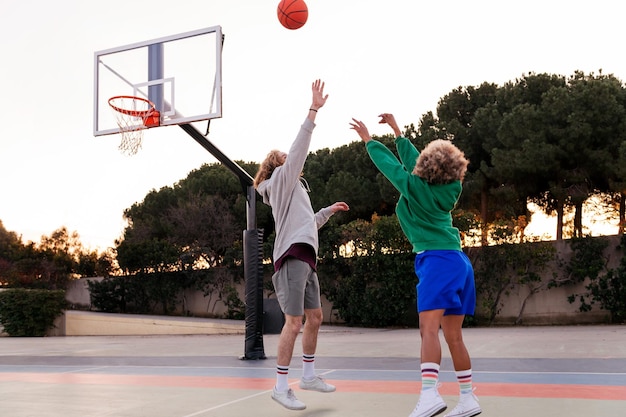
93, 26, 223, 137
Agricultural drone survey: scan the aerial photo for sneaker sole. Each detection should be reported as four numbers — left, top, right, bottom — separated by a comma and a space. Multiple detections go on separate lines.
299, 379, 337, 393
271, 395, 306, 410
299, 385, 336, 393
433, 405, 448, 417
412, 404, 447, 417
445, 408, 481, 417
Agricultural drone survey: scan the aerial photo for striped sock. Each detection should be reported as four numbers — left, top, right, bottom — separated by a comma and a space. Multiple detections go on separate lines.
302, 354, 315, 380
455, 369, 473, 395
420, 362, 440, 391
275, 365, 289, 392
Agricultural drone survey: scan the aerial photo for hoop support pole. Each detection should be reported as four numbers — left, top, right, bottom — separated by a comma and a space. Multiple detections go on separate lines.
178, 123, 264, 360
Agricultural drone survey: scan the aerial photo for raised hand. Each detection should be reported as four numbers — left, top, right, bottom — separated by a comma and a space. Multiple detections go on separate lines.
349, 118, 372, 143
378, 113, 401, 137
311, 79, 328, 110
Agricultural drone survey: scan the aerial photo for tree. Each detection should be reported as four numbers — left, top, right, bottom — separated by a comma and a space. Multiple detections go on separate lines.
116, 162, 253, 273
165, 193, 239, 268
441, 71, 626, 242
305, 139, 398, 223
1, 222, 114, 288
0, 220, 25, 286
434, 82, 502, 244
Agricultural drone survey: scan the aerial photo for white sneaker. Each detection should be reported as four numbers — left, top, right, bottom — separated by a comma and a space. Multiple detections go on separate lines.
271, 387, 306, 410
408, 389, 447, 417
444, 392, 481, 417
299, 375, 336, 392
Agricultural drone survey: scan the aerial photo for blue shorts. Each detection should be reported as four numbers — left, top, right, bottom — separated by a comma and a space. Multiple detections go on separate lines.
414, 250, 476, 315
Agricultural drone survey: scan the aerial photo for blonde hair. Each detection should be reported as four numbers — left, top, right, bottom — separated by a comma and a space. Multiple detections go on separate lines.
412, 139, 469, 184
254, 150, 284, 188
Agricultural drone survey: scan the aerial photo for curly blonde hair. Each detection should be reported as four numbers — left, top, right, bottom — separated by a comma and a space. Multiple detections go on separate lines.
412, 139, 469, 184
254, 150, 284, 189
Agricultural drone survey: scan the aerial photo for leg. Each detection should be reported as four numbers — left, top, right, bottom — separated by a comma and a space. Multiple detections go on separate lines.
277, 313, 303, 368
301, 307, 323, 356
441, 314, 471, 371
419, 309, 445, 364
409, 309, 447, 417
271, 259, 310, 410
271, 313, 307, 410
298, 307, 335, 392
441, 315, 481, 417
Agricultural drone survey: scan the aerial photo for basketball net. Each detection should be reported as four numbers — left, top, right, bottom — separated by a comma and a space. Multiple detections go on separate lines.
108, 96, 160, 156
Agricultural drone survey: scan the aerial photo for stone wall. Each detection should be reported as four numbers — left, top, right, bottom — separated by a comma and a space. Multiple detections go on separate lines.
67, 235, 622, 326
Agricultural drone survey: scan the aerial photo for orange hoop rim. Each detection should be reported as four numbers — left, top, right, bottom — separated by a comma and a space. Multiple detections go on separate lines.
108, 95, 158, 117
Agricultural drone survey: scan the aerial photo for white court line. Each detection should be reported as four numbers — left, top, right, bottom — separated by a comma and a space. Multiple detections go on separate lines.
4, 364, 624, 377
0, 364, 110, 374
180, 390, 273, 417
59, 366, 109, 374
179, 369, 336, 417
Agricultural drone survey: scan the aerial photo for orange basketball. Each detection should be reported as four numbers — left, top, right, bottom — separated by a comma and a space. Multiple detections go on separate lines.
277, 0, 308, 30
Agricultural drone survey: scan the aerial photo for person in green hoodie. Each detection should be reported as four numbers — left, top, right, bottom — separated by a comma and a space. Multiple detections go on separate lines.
350, 113, 481, 417
255, 80, 349, 411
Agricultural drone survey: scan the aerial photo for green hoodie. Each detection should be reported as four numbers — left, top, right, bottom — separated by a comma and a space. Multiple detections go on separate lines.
365, 137, 463, 253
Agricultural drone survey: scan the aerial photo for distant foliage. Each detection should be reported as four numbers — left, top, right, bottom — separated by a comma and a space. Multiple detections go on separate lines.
87, 268, 244, 319
0, 289, 67, 336
318, 215, 416, 327
321, 251, 416, 327
0, 222, 115, 289
567, 235, 626, 323
470, 241, 556, 325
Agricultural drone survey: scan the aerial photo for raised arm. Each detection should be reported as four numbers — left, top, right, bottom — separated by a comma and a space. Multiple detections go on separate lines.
378, 113, 418, 171
279, 80, 330, 183
307, 79, 329, 122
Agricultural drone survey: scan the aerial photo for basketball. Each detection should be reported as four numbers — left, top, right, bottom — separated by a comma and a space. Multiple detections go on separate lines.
277, 0, 308, 30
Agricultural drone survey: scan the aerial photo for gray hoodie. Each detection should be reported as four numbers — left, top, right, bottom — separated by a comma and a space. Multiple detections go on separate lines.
256, 118, 334, 262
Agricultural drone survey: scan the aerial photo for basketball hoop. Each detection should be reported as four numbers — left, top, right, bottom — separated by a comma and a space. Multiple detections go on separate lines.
108, 96, 161, 155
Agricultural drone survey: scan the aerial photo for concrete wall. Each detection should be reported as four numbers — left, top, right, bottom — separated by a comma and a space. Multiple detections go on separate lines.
5, 235, 614, 336
47, 310, 244, 336
476, 237, 619, 325
71, 236, 621, 326
67, 277, 339, 325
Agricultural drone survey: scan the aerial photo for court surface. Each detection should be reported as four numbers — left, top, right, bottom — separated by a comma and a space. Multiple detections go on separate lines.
1, 323, 625, 416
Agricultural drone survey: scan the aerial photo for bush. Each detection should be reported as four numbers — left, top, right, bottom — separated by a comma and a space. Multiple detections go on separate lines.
587, 260, 626, 323
88, 272, 191, 315
87, 269, 244, 319
0, 289, 67, 336
568, 234, 626, 323
321, 252, 417, 327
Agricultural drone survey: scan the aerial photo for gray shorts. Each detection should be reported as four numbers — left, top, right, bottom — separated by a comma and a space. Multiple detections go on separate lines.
272, 258, 321, 316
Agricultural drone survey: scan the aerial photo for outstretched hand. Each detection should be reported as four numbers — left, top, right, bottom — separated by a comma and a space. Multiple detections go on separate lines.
377, 113, 402, 137
330, 202, 350, 213
311, 79, 329, 110
349, 118, 372, 143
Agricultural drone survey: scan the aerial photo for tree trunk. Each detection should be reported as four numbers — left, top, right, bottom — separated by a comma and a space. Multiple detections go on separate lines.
556, 202, 564, 241
573, 201, 583, 237
516, 283, 545, 325
617, 193, 626, 235
481, 185, 489, 246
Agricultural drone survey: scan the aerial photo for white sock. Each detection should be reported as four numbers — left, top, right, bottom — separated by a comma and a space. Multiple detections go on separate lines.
275, 365, 289, 392
420, 362, 440, 391
302, 354, 315, 380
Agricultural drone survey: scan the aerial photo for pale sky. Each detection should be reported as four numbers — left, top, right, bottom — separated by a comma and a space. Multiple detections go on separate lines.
1, 0, 623, 251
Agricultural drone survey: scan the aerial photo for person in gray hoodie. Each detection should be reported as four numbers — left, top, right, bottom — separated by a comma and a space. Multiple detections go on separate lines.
254, 79, 349, 411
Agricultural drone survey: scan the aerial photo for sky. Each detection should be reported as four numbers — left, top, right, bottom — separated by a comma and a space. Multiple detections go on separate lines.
1, 0, 624, 252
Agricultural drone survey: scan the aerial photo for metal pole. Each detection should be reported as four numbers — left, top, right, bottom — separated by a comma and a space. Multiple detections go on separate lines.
179, 123, 265, 359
